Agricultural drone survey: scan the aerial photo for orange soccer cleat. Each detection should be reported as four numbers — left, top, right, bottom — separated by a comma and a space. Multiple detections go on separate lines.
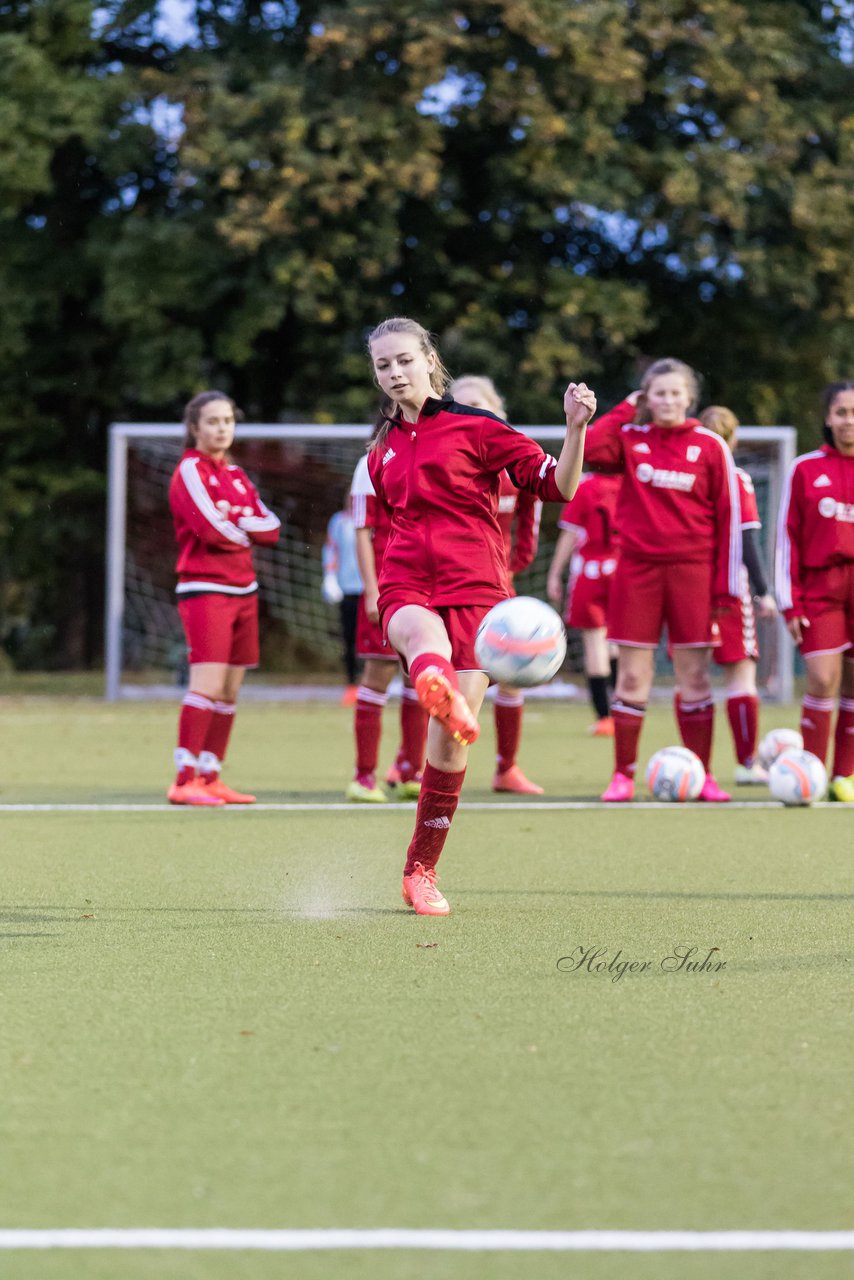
492, 765, 544, 795
167, 780, 226, 807
199, 777, 256, 804
589, 716, 615, 737
340, 684, 358, 707
402, 862, 450, 916
601, 771, 634, 802
414, 669, 480, 746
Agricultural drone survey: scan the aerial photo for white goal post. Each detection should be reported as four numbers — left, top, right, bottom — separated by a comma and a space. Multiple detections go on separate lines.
105, 422, 798, 702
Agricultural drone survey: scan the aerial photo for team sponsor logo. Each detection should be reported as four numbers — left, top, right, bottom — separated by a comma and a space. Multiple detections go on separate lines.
632, 442, 651, 454
621, 423, 650, 433
423, 815, 450, 829
818, 496, 854, 522
635, 462, 696, 492
216, 500, 231, 513
243, 506, 254, 516
382, 447, 396, 466
687, 445, 701, 462
813, 474, 832, 487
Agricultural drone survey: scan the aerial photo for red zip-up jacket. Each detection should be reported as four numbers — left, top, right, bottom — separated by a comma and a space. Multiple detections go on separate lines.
169, 449, 281, 595
584, 399, 742, 601
557, 471, 621, 559
367, 396, 564, 608
775, 444, 854, 618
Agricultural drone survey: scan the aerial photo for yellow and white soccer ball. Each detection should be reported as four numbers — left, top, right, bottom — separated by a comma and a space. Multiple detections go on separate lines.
758, 727, 803, 770
768, 749, 827, 806
474, 596, 566, 688
645, 746, 706, 802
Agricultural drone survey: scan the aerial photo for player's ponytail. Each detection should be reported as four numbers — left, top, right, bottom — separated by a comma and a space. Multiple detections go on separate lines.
699, 405, 739, 447
366, 317, 450, 450
182, 390, 242, 449
822, 381, 854, 447
635, 358, 701, 425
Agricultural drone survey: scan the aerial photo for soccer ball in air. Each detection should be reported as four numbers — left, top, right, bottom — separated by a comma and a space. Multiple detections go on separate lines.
474, 596, 567, 687
645, 746, 706, 802
758, 727, 803, 770
768, 749, 827, 806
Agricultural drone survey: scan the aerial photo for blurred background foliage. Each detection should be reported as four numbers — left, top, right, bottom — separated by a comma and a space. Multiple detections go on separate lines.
1, 0, 852, 666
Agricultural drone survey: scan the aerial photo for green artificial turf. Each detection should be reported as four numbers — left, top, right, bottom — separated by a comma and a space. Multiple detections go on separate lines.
1, 695, 851, 1280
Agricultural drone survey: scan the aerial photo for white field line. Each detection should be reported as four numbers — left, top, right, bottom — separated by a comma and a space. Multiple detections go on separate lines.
0, 800, 838, 814
0, 1229, 853, 1252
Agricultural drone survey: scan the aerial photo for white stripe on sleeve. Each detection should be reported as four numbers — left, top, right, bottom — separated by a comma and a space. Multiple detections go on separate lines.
179, 458, 250, 546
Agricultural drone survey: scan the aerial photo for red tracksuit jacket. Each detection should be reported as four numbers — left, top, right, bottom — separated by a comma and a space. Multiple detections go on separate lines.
584, 399, 742, 600
775, 444, 854, 617
497, 471, 542, 579
169, 449, 281, 594
557, 471, 622, 559
367, 396, 564, 608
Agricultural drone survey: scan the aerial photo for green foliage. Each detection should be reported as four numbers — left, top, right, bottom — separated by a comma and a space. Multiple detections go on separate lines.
1, 0, 853, 665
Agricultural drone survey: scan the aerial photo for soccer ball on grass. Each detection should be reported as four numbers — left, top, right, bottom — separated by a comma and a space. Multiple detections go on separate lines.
768, 749, 827, 806
645, 746, 706, 802
474, 596, 566, 688
758, 727, 803, 770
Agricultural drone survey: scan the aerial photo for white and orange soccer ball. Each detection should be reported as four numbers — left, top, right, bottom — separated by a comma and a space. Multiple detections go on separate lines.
758, 727, 803, 770
474, 596, 566, 688
645, 746, 706, 802
768, 749, 827, 806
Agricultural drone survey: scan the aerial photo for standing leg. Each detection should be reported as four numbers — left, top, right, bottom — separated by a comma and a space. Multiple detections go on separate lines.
604, 646, 654, 801
801, 652, 842, 765
198, 665, 256, 803
583, 627, 613, 735
724, 659, 764, 783
672, 647, 729, 802
492, 686, 543, 794
830, 657, 854, 800
347, 657, 396, 803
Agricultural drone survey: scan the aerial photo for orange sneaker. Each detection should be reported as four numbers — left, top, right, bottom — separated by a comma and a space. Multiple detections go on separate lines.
167, 780, 225, 807
589, 716, 615, 737
200, 777, 256, 804
414, 668, 480, 745
492, 765, 544, 795
402, 862, 450, 916
340, 684, 358, 706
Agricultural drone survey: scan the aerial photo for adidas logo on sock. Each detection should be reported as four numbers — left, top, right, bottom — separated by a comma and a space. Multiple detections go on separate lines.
424, 815, 450, 829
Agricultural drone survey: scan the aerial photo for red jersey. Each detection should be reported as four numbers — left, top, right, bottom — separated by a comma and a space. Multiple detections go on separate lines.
351, 453, 392, 565
557, 471, 621, 558
736, 467, 760, 530
584, 398, 742, 599
775, 445, 854, 617
169, 449, 280, 595
367, 396, 564, 607
497, 471, 542, 578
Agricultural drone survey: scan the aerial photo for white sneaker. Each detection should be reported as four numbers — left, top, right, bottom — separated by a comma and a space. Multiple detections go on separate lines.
734, 761, 769, 785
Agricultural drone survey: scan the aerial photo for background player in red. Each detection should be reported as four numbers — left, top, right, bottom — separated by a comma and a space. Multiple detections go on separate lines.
584, 359, 742, 803
168, 391, 281, 805
700, 406, 778, 784
366, 316, 595, 915
346, 428, 428, 803
450, 374, 544, 795
547, 471, 621, 736
776, 380, 854, 802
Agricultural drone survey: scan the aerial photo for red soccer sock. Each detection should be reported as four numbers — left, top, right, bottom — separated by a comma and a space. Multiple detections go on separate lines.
409, 652, 459, 693
494, 689, 524, 772
396, 685, 428, 780
675, 694, 715, 771
831, 697, 854, 778
403, 763, 466, 875
726, 693, 759, 766
354, 685, 387, 776
612, 699, 646, 777
801, 695, 834, 765
175, 692, 216, 783
199, 700, 236, 779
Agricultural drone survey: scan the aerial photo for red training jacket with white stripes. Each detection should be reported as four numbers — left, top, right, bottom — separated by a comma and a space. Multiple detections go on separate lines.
497, 471, 542, 580
775, 444, 854, 617
583, 399, 742, 601
367, 396, 564, 608
169, 449, 281, 595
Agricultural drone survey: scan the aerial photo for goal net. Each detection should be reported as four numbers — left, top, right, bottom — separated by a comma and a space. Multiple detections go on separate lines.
105, 423, 797, 701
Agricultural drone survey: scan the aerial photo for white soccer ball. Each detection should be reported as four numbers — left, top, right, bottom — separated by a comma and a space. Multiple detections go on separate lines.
758, 727, 803, 770
475, 596, 566, 688
768, 749, 827, 806
645, 746, 706, 802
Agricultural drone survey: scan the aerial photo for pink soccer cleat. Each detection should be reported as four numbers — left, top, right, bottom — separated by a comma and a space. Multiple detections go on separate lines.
698, 773, 731, 803
601, 771, 634, 802
492, 765, 544, 795
402, 862, 450, 916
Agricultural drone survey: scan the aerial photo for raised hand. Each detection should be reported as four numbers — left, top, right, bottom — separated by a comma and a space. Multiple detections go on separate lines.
564, 382, 597, 429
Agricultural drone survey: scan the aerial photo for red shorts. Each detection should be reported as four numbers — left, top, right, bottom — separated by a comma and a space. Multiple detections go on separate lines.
381, 595, 493, 672
177, 592, 259, 667
566, 556, 618, 631
797, 564, 854, 657
608, 555, 713, 648
356, 596, 393, 661
713, 591, 759, 665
